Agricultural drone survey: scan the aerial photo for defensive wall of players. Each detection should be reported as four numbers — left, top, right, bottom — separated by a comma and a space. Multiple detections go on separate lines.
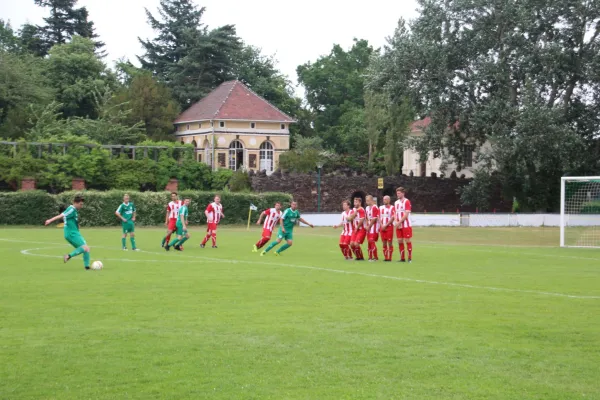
301, 213, 600, 227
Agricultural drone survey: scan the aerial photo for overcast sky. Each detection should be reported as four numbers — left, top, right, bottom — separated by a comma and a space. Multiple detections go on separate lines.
1, 0, 419, 96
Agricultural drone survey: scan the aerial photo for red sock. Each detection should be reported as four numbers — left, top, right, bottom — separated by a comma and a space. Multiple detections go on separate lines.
399, 243, 405, 260
388, 244, 393, 260
201, 233, 210, 245
407, 242, 412, 260
256, 237, 268, 249
367, 242, 373, 259
372, 244, 378, 260
382, 245, 388, 260
355, 246, 364, 260
165, 233, 171, 243
211, 233, 216, 246
339, 243, 347, 257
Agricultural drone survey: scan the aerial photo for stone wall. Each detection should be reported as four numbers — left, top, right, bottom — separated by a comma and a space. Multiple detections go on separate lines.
251, 171, 509, 213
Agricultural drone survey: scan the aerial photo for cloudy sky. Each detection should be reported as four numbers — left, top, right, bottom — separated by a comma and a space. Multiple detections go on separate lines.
1, 0, 419, 95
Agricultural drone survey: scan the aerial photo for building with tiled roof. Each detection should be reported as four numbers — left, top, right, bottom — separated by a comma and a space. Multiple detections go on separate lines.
174, 80, 295, 174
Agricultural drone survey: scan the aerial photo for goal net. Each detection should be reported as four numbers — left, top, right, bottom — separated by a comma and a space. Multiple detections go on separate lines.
560, 177, 600, 248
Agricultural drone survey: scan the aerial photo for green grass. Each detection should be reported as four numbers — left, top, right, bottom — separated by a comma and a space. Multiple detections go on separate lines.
1, 226, 599, 399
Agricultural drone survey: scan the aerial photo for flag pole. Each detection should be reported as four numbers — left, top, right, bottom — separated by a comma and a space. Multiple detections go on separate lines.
247, 207, 252, 231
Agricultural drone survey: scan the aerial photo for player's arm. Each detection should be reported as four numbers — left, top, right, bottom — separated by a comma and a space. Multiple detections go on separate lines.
180, 211, 187, 230
132, 204, 136, 222
256, 210, 266, 225
165, 206, 170, 226
115, 205, 126, 222
44, 213, 64, 226
279, 212, 286, 233
299, 217, 314, 228
347, 209, 357, 221
398, 201, 411, 224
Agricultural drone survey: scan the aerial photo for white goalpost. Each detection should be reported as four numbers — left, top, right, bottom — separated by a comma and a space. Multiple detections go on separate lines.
560, 176, 600, 248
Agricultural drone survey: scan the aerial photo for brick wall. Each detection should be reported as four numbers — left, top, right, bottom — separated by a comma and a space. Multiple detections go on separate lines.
251, 171, 509, 212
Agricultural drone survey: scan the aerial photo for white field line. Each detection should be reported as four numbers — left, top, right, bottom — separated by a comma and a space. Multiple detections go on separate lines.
8, 239, 600, 300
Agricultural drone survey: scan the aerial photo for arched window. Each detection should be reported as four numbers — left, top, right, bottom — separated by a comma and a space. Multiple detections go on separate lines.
202, 139, 211, 167
259, 141, 274, 173
229, 140, 244, 170
191, 140, 197, 148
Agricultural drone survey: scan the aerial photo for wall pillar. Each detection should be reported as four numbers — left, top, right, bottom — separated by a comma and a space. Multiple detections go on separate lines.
165, 178, 178, 192
72, 178, 85, 191
20, 178, 36, 191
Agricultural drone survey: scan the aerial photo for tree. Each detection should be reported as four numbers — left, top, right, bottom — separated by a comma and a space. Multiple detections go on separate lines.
138, 0, 242, 108
364, 90, 388, 167
0, 20, 19, 52
29, 0, 104, 56
370, 1, 600, 210
297, 39, 374, 153
45, 36, 115, 118
0, 50, 54, 138
111, 71, 180, 141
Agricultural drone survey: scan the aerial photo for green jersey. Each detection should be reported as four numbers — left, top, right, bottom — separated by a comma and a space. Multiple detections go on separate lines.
177, 205, 189, 227
117, 202, 136, 221
281, 208, 301, 231
62, 205, 79, 233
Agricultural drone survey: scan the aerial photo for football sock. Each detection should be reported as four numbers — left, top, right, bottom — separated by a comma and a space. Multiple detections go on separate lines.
407, 242, 412, 259
130, 237, 136, 249
83, 250, 90, 268
277, 243, 291, 253
211, 233, 216, 246
201, 234, 210, 246
121, 238, 126, 248
256, 237, 269, 249
339, 243, 347, 257
389, 244, 393, 260
264, 241, 278, 253
169, 238, 180, 247
356, 247, 364, 260
165, 234, 171, 243
372, 245, 378, 260
399, 243, 405, 260
69, 246, 85, 258
178, 237, 189, 247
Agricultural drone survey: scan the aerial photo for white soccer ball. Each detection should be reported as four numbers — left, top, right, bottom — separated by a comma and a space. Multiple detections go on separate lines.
91, 261, 103, 270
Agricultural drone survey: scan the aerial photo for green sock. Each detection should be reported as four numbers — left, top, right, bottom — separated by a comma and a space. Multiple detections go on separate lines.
130, 237, 136, 249
178, 237, 188, 247
121, 238, 126, 248
169, 238, 180, 247
264, 241, 280, 253
277, 243, 292, 254
83, 250, 90, 268
69, 246, 85, 258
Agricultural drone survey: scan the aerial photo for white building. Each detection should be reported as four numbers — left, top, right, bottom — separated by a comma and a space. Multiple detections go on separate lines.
402, 117, 490, 178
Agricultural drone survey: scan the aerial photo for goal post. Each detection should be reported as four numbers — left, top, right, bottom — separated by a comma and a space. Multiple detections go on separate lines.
560, 176, 600, 248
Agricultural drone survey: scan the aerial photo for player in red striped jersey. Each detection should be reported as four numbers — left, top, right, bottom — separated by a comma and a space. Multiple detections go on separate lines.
253, 202, 283, 252
378, 195, 396, 261
161, 192, 182, 248
365, 195, 380, 261
347, 197, 366, 260
394, 187, 413, 262
201, 195, 224, 248
332, 200, 353, 260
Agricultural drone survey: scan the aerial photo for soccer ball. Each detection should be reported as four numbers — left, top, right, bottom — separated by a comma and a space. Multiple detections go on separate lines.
91, 261, 103, 270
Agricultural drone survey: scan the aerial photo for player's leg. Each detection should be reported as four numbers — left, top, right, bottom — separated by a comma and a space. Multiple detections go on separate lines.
372, 234, 379, 260
404, 228, 413, 261
275, 238, 293, 255
211, 227, 217, 248
121, 229, 127, 250
201, 226, 212, 247
396, 228, 405, 261
65, 234, 91, 269
128, 222, 137, 250
255, 230, 271, 251
262, 233, 283, 255
339, 235, 348, 258
175, 232, 189, 250
356, 232, 366, 260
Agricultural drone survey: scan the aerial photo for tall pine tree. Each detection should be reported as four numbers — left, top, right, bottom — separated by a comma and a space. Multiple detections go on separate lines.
24, 0, 104, 56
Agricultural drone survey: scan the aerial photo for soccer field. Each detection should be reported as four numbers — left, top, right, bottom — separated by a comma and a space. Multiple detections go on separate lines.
1, 226, 599, 399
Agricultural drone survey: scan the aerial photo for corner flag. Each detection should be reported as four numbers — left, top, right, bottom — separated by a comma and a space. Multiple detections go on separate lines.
247, 203, 258, 230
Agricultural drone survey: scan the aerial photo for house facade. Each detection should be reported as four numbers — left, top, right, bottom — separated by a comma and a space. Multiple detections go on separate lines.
402, 117, 489, 178
173, 80, 294, 174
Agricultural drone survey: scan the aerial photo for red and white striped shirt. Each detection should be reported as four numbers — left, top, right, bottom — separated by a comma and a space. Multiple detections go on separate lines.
340, 210, 354, 236
206, 202, 223, 224
352, 207, 366, 231
379, 204, 396, 230
262, 208, 282, 231
365, 205, 380, 233
167, 200, 183, 219
394, 198, 412, 228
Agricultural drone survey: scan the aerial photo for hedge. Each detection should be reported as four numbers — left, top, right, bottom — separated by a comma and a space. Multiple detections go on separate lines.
0, 190, 293, 226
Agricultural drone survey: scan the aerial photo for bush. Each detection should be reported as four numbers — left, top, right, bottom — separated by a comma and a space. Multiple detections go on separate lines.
0, 191, 58, 225
229, 170, 252, 192
47, 190, 292, 227
211, 169, 234, 190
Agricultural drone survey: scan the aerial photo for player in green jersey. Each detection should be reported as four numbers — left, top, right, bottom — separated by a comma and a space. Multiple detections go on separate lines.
45, 195, 92, 270
115, 194, 138, 251
261, 201, 314, 256
165, 198, 191, 251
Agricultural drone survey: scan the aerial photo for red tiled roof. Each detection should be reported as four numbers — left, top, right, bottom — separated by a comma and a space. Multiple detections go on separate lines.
410, 116, 431, 132
174, 80, 295, 124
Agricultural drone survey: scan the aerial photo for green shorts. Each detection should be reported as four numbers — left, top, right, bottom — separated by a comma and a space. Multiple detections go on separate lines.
277, 228, 293, 241
65, 231, 86, 248
122, 220, 135, 233
175, 225, 188, 236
